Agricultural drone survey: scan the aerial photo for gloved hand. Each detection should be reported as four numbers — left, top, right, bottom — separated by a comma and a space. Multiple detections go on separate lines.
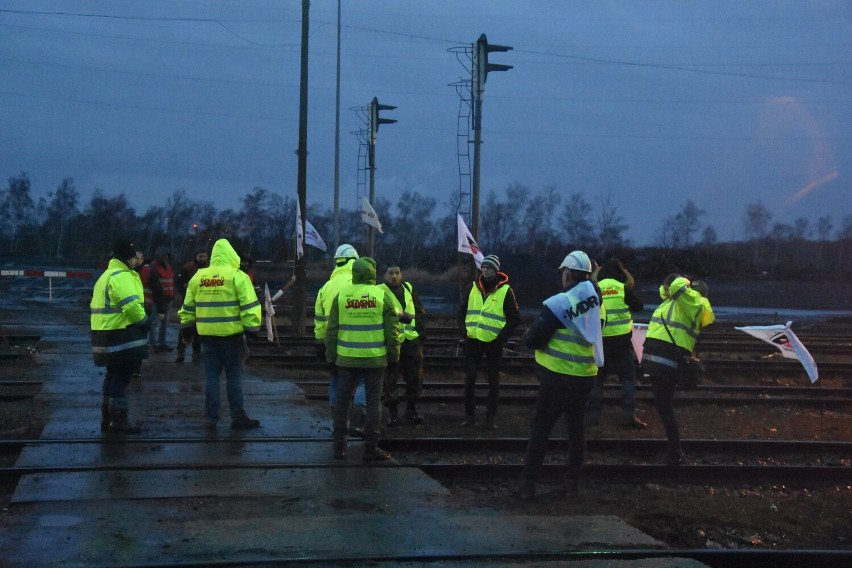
179, 326, 198, 346
135, 317, 152, 334
315, 342, 326, 362
244, 329, 263, 341
398, 311, 414, 324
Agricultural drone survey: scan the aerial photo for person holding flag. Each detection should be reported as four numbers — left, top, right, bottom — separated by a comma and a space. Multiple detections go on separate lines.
458, 254, 520, 429
516, 251, 604, 500
642, 274, 715, 465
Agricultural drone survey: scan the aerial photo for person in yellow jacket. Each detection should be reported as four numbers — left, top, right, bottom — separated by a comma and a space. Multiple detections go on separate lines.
516, 251, 604, 500
642, 274, 715, 465
90, 239, 150, 434
325, 257, 400, 462
379, 264, 427, 427
457, 254, 520, 429
178, 238, 263, 431
585, 258, 647, 429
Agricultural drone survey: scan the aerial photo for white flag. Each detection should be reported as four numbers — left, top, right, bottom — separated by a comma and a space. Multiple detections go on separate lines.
263, 283, 275, 342
457, 214, 484, 268
631, 323, 648, 362
296, 202, 328, 259
360, 196, 383, 234
735, 321, 819, 383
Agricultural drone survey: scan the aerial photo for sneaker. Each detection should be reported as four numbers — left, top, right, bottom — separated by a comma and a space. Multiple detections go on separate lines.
622, 416, 648, 430
362, 446, 392, 462
231, 416, 261, 430
461, 416, 476, 428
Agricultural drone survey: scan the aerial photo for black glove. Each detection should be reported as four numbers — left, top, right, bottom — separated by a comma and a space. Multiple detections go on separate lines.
179, 326, 198, 345
135, 317, 152, 334
244, 329, 262, 341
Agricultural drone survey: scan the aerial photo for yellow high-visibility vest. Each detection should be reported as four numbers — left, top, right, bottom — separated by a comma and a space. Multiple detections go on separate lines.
465, 283, 509, 342
336, 283, 387, 358
598, 278, 632, 337
378, 282, 418, 342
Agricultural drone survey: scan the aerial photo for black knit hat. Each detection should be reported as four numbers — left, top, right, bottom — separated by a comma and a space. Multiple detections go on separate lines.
111, 239, 137, 262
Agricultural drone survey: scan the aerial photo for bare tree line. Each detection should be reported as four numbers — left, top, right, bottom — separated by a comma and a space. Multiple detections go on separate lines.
2, 172, 850, 279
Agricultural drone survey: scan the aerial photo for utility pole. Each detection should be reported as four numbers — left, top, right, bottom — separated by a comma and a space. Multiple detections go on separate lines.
367, 96, 396, 257
470, 33, 512, 240
332, 0, 341, 251
293, 0, 310, 336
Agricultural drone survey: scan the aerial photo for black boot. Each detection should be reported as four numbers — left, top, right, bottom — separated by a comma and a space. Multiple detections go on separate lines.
100, 396, 110, 432
107, 398, 141, 434
386, 404, 399, 428
404, 402, 425, 425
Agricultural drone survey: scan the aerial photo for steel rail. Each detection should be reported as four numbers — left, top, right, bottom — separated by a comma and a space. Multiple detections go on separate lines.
295, 380, 852, 397
301, 392, 850, 407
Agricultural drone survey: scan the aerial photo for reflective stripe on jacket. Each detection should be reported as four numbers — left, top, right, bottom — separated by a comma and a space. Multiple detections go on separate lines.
336, 283, 387, 358
598, 278, 632, 337
314, 263, 353, 340
90, 258, 149, 366
378, 282, 419, 342
646, 277, 714, 352
178, 239, 261, 337
465, 283, 509, 342
534, 324, 598, 377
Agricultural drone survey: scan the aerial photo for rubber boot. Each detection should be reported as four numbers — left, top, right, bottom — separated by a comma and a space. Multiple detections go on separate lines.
100, 396, 110, 432
349, 405, 367, 439
108, 398, 141, 434
386, 404, 400, 428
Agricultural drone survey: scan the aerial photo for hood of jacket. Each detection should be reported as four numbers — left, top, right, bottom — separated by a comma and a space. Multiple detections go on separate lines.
209, 239, 240, 269
351, 257, 377, 285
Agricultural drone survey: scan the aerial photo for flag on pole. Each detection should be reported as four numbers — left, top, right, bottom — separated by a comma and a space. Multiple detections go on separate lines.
296, 202, 328, 259
735, 321, 819, 383
631, 323, 648, 362
360, 196, 383, 234
457, 214, 484, 268
263, 283, 275, 342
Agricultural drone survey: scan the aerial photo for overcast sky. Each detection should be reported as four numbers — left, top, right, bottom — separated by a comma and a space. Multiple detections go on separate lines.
2, 1, 850, 245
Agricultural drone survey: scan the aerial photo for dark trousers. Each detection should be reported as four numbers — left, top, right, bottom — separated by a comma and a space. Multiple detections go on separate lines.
383, 338, 423, 407
334, 366, 384, 448
522, 372, 594, 482
586, 345, 638, 418
463, 338, 502, 418
102, 362, 135, 398
650, 374, 680, 451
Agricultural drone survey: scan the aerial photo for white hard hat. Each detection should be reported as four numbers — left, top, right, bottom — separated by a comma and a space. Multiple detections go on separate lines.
334, 244, 359, 259
558, 250, 592, 273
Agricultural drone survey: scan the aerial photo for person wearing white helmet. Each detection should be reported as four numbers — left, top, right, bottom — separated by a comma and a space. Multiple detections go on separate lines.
314, 243, 367, 437
516, 250, 605, 500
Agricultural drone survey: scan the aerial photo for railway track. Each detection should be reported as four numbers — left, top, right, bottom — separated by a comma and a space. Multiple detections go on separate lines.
0, 437, 848, 484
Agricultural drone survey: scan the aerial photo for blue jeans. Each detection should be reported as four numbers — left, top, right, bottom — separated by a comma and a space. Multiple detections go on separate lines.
586, 346, 638, 418
201, 335, 247, 422
149, 300, 172, 347
521, 371, 594, 482
333, 366, 383, 447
